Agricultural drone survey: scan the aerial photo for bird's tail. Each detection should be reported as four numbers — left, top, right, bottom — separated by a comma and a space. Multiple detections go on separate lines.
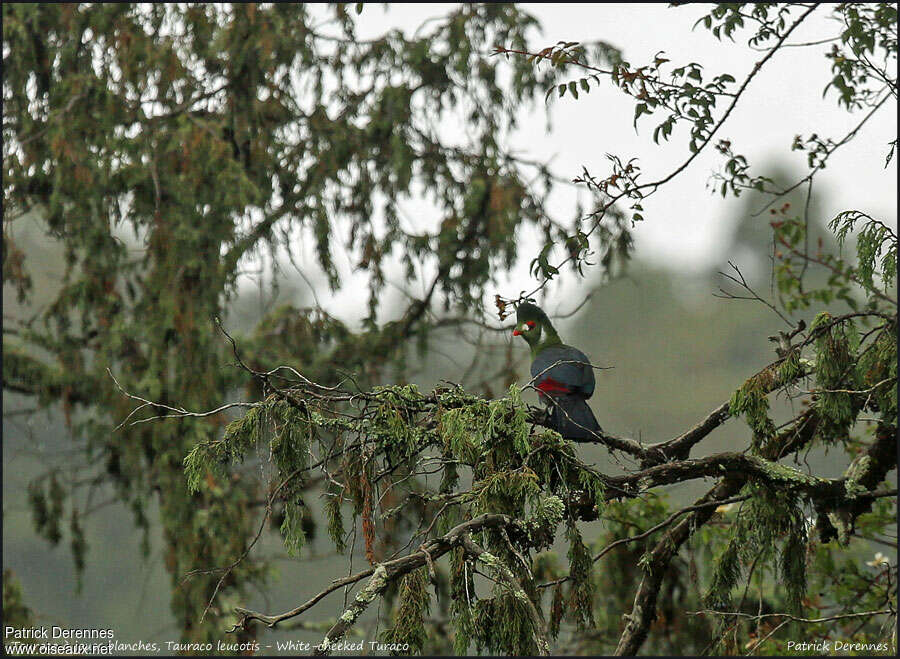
549, 395, 603, 441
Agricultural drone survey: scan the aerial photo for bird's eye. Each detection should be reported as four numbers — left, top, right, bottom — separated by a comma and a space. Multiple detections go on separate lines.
526, 321, 536, 329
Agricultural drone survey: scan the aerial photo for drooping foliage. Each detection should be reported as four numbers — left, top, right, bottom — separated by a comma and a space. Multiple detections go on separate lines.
185, 381, 608, 653
2, 2, 588, 644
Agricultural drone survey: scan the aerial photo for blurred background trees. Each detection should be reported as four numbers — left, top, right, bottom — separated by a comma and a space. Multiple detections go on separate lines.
2, 2, 576, 644
3, 2, 896, 655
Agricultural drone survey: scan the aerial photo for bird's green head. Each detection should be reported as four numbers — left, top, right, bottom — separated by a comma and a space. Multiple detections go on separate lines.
513, 302, 559, 352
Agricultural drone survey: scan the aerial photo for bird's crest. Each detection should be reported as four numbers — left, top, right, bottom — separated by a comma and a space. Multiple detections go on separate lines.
515, 301, 550, 326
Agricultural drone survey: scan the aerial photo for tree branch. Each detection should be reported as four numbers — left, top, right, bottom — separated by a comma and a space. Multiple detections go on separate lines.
230, 514, 523, 641
461, 536, 550, 656
614, 395, 839, 656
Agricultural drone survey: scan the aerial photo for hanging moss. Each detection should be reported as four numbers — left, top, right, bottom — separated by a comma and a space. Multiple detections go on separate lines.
524, 494, 565, 550
270, 399, 312, 475
381, 568, 431, 655
26, 477, 63, 545
704, 537, 742, 611
324, 488, 347, 554
729, 371, 777, 451
472, 468, 540, 517
856, 322, 897, 419
705, 484, 809, 614
472, 592, 538, 656
449, 548, 476, 656
486, 384, 532, 458
565, 521, 595, 629
814, 323, 857, 441
440, 400, 489, 465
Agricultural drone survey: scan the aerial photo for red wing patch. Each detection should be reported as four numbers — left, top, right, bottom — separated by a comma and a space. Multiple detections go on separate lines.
536, 377, 571, 395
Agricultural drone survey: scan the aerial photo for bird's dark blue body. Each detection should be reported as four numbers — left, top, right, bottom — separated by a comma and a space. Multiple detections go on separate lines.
530, 344, 603, 440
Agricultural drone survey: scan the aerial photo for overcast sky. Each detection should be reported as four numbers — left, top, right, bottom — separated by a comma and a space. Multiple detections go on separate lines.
263, 3, 897, 321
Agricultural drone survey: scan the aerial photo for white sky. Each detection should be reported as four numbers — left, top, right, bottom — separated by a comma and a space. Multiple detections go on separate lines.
257, 3, 897, 322
515, 3, 897, 263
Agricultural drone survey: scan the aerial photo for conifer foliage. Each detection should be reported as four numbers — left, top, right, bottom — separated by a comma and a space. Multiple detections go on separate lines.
3, 2, 566, 644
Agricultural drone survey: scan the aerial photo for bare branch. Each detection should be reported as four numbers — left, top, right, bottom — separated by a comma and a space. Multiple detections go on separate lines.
230, 514, 524, 638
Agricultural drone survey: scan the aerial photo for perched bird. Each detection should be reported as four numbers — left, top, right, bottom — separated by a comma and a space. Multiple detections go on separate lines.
513, 302, 603, 440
